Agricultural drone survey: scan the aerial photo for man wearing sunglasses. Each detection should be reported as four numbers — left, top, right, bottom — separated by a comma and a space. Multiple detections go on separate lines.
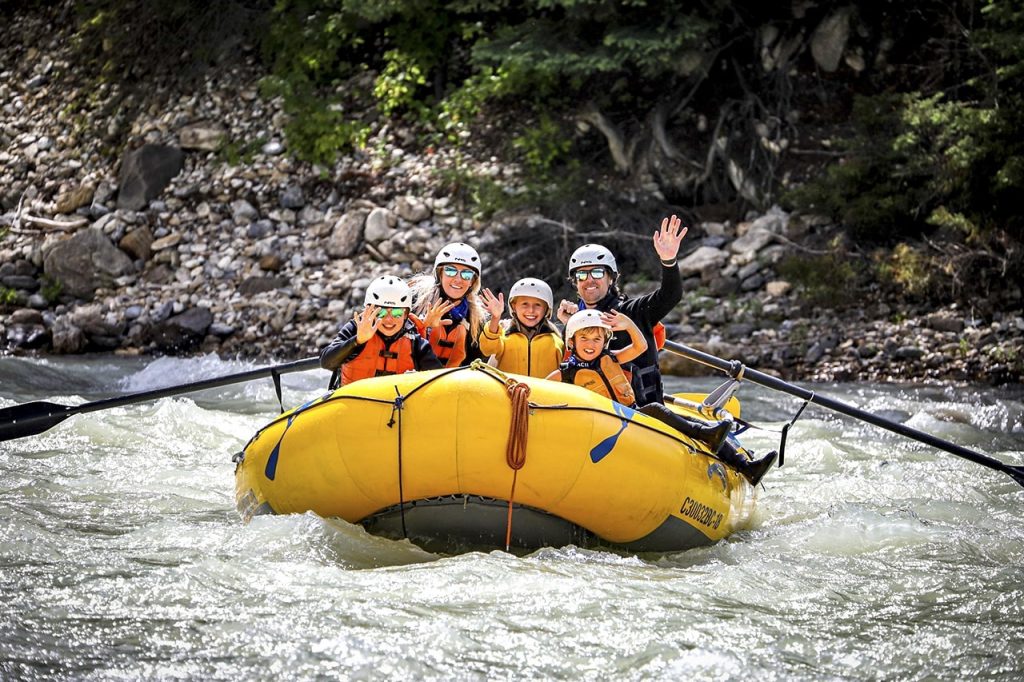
557, 214, 687, 406
320, 275, 442, 389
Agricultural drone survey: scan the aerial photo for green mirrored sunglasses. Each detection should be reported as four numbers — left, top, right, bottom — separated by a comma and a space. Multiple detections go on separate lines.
376, 307, 407, 319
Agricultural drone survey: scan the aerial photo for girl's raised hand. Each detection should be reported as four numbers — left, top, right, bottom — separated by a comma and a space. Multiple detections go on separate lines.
481, 288, 505, 320
653, 214, 688, 262
422, 298, 457, 329
355, 304, 382, 344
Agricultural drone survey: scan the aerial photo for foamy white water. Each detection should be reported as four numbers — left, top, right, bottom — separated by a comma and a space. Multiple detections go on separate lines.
2, 355, 1022, 679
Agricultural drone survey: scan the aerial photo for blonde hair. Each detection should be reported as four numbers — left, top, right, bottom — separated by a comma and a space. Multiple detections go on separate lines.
409, 267, 485, 341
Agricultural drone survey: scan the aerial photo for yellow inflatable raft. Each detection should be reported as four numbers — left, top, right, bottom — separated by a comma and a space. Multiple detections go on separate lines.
234, 363, 759, 552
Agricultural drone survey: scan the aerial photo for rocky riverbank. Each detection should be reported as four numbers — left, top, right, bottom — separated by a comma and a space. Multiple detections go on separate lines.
1, 10, 1022, 386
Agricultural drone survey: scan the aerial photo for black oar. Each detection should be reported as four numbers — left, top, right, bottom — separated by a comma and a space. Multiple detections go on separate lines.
663, 340, 1024, 487
0, 357, 321, 443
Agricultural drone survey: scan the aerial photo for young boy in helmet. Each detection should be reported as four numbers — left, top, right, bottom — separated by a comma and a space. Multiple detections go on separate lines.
545, 309, 647, 406
410, 242, 487, 368
479, 278, 564, 379
320, 275, 442, 389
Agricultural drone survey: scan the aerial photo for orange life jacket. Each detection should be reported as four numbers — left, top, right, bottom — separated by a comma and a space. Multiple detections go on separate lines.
340, 331, 416, 385
560, 352, 637, 407
653, 321, 666, 350
412, 314, 468, 368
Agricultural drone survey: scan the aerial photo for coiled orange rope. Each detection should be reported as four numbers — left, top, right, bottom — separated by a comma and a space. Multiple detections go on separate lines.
504, 378, 531, 550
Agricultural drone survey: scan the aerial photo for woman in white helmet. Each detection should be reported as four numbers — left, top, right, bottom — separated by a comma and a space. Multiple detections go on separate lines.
479, 277, 564, 378
409, 242, 486, 368
545, 308, 648, 406
320, 275, 441, 389
556, 214, 688, 406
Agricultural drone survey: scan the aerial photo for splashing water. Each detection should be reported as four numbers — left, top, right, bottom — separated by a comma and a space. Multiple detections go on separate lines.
1, 356, 1022, 679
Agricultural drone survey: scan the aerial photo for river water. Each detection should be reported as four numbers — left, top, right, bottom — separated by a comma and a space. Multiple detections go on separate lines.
1, 354, 1022, 680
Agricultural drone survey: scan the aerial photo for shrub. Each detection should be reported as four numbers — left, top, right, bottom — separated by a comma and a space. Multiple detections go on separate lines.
776, 251, 862, 306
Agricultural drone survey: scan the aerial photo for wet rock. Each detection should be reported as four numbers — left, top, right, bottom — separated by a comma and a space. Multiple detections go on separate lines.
50, 315, 86, 353
148, 306, 213, 352
6, 323, 49, 349
116, 144, 185, 210
42, 227, 135, 299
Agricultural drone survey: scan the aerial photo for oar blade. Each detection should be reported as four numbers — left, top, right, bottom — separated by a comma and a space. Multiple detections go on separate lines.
1006, 466, 1024, 488
0, 401, 74, 443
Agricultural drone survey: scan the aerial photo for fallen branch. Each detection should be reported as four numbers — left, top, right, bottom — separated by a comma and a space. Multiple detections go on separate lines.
21, 215, 88, 231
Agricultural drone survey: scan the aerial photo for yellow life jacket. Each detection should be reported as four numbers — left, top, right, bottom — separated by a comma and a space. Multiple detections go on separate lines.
479, 320, 564, 378
560, 352, 637, 407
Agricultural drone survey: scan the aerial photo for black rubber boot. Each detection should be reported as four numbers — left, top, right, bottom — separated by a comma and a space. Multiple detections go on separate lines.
740, 449, 778, 486
689, 419, 732, 454
638, 404, 731, 453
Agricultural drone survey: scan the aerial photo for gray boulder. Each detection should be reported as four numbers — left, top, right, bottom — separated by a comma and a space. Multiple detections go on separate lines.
148, 307, 213, 352
42, 227, 135, 299
327, 209, 368, 258
117, 144, 185, 210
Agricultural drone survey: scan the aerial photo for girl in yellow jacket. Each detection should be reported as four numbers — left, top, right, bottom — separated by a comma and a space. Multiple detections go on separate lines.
479, 278, 564, 378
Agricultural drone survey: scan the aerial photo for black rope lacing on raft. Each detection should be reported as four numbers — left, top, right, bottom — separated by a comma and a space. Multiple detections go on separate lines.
390, 385, 408, 538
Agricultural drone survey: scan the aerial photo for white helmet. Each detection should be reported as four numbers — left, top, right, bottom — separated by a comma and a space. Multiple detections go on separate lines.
364, 275, 412, 308
507, 278, 553, 317
564, 309, 612, 346
568, 244, 617, 276
434, 242, 481, 275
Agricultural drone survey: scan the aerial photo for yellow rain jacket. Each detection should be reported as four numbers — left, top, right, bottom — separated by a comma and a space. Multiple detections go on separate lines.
479, 318, 565, 378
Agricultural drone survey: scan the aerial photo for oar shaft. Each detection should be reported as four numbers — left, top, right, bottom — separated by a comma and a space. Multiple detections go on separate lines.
0, 357, 322, 442
73, 357, 321, 416
663, 340, 1019, 481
